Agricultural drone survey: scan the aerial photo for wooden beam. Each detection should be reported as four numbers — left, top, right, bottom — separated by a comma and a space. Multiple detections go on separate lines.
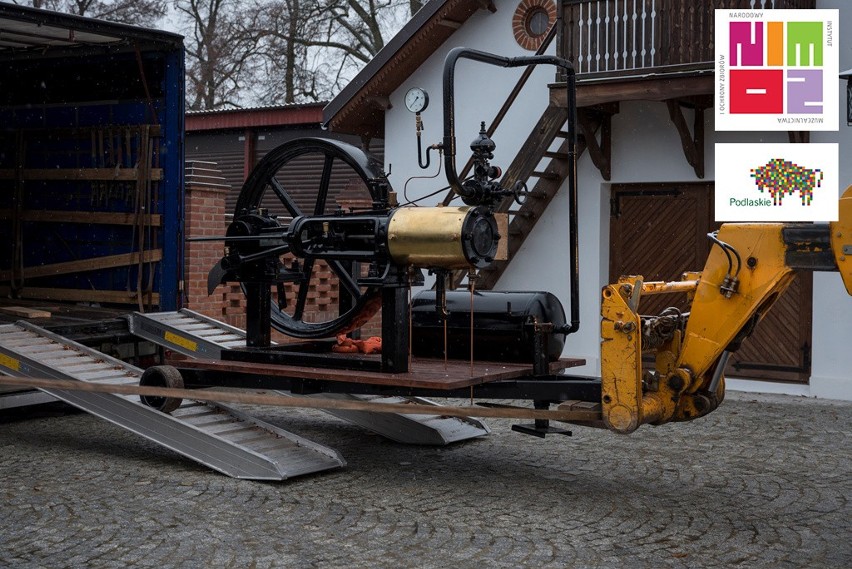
437, 18, 463, 29
551, 74, 714, 108
365, 96, 391, 111
13, 124, 161, 138
12, 131, 23, 290
476, 0, 497, 12
0, 306, 51, 318
578, 109, 612, 181
0, 375, 600, 422
694, 104, 705, 178
581, 102, 621, 116
0, 286, 159, 305
0, 249, 162, 281
672, 95, 713, 109
0, 209, 162, 227
0, 168, 163, 182
665, 99, 705, 179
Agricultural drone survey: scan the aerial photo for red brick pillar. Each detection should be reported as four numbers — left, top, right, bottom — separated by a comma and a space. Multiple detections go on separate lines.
184, 161, 231, 320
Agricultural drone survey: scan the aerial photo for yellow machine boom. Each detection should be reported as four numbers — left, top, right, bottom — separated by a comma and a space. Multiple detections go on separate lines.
601, 186, 852, 433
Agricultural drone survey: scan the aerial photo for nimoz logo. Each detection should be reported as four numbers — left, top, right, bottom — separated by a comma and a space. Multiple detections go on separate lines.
729, 20, 823, 115
714, 10, 838, 131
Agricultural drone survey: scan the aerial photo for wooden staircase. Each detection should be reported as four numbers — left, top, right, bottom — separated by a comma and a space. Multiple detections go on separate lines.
436, 22, 618, 291
452, 103, 615, 290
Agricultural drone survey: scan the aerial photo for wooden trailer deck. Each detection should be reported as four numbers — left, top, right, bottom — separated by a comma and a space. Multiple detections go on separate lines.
172, 356, 586, 390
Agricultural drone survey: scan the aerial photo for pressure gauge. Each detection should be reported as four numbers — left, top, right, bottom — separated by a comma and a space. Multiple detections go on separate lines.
404, 87, 429, 113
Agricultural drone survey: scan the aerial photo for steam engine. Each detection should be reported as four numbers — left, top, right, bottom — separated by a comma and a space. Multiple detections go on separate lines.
207, 49, 579, 374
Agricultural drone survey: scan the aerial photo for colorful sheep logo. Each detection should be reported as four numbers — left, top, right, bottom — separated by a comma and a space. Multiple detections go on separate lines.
750, 158, 823, 206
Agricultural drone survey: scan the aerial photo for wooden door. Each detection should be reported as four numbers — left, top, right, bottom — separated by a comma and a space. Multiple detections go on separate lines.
609, 182, 811, 383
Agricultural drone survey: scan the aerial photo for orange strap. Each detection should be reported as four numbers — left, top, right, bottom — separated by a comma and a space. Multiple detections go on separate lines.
331, 334, 382, 354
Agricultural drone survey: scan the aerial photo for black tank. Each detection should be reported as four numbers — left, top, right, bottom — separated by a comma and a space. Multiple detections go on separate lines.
410, 290, 566, 363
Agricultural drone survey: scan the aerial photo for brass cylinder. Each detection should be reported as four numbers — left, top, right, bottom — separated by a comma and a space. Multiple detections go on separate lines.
387, 206, 499, 269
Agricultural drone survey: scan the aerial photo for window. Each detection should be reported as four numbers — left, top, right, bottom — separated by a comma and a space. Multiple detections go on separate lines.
525, 7, 550, 37
512, 0, 556, 51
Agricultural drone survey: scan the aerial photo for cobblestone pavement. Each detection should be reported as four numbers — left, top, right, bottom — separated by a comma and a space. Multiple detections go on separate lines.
0, 391, 849, 569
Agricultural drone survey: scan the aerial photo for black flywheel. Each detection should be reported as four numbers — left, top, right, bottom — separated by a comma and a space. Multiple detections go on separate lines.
233, 138, 388, 339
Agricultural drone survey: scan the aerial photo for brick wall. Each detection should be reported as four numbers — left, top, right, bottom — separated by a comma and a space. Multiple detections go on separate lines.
184, 161, 230, 319
184, 161, 381, 342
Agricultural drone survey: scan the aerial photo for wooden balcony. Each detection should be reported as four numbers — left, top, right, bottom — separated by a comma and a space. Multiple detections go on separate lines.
559, 0, 816, 78
542, 0, 820, 190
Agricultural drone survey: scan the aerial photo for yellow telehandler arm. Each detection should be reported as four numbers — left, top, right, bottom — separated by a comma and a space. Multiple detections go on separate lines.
600, 186, 852, 434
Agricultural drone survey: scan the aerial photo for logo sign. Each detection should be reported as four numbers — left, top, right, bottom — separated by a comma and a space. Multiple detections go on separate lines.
715, 9, 839, 131
715, 143, 838, 222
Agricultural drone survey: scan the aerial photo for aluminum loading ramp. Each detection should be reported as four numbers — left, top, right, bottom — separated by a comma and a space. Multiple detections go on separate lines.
129, 309, 490, 445
0, 321, 344, 480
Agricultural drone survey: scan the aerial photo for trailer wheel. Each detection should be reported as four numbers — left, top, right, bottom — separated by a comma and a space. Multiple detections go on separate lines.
139, 365, 184, 414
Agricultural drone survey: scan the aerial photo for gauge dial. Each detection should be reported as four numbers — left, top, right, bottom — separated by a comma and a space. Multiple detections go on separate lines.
404, 87, 429, 113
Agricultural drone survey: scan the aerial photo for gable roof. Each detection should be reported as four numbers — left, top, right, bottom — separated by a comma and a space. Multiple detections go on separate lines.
323, 0, 496, 139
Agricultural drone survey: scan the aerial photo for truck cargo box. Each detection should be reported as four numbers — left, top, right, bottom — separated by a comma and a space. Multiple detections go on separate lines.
0, 5, 185, 312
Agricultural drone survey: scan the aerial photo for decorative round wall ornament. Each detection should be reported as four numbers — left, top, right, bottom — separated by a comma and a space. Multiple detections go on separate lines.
512, 0, 557, 51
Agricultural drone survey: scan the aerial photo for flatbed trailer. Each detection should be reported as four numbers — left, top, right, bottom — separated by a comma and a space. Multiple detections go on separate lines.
171, 355, 597, 404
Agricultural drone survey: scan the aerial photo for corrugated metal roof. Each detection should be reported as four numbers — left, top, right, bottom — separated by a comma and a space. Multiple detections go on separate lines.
186, 104, 327, 132
185, 130, 384, 215
186, 102, 327, 115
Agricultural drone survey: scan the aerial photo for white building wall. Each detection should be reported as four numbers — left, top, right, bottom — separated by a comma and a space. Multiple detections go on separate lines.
807, 0, 852, 400
382, 2, 852, 400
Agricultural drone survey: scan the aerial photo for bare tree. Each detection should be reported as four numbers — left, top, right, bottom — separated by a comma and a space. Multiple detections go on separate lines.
249, 1, 320, 104
10, 0, 426, 106
322, 0, 390, 64
254, 0, 422, 104
308, 0, 424, 97
11, 0, 168, 27
174, 0, 264, 110
313, 0, 419, 65
251, 0, 315, 104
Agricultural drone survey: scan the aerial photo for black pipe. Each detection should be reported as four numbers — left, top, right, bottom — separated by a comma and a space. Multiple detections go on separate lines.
441, 47, 579, 336
563, 67, 579, 335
